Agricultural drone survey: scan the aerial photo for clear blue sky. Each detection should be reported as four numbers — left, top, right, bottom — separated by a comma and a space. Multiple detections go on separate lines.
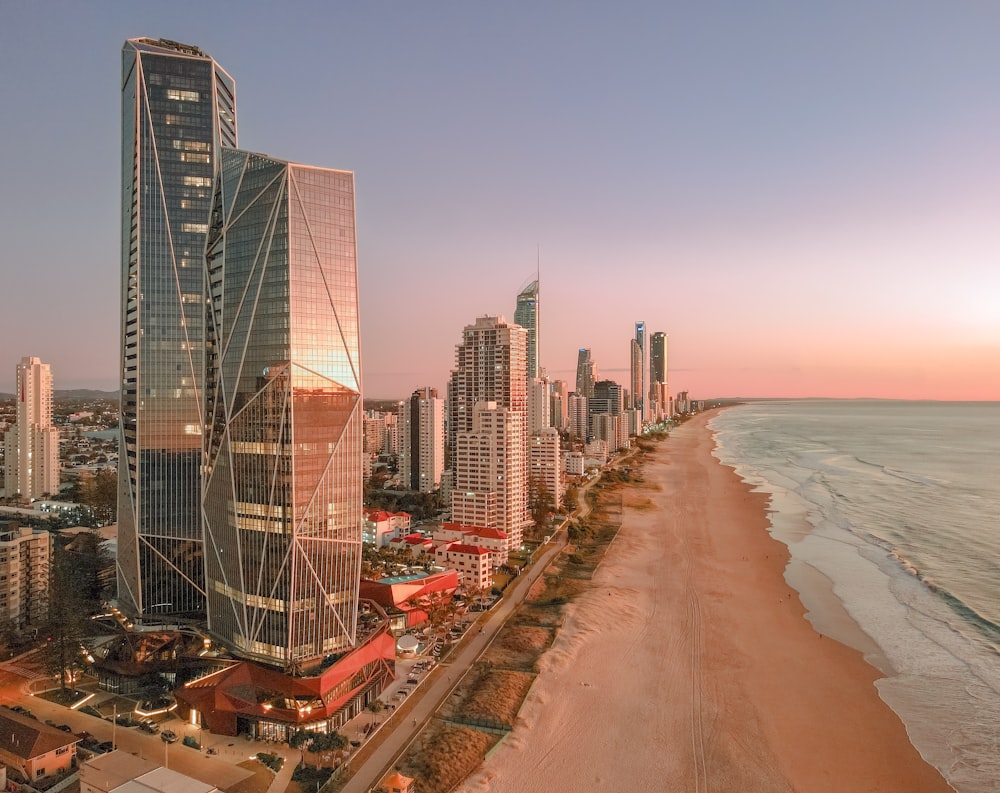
2, 2, 998, 399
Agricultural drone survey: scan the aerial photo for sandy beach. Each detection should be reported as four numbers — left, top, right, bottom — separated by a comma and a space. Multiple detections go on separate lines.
457, 409, 953, 793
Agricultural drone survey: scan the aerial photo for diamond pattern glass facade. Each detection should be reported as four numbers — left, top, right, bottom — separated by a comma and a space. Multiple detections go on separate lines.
118, 39, 237, 618
202, 151, 362, 672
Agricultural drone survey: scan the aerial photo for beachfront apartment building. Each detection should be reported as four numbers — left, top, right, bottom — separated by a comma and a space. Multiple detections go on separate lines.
0, 524, 52, 629
434, 542, 491, 590
530, 428, 563, 510
564, 450, 585, 477
433, 523, 509, 566
452, 401, 528, 551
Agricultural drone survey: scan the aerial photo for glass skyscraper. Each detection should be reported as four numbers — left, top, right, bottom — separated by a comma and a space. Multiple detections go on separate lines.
118, 39, 237, 618
514, 279, 539, 379
202, 151, 362, 672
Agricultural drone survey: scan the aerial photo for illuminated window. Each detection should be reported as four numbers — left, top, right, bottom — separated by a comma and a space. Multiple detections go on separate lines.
182, 223, 208, 233
166, 89, 200, 101
183, 176, 212, 187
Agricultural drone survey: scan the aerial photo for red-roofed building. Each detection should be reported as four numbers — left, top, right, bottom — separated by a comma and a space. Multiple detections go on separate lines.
434, 522, 509, 566
435, 542, 491, 589
363, 510, 411, 547
388, 533, 433, 559
0, 707, 78, 784
174, 628, 395, 741
359, 570, 459, 632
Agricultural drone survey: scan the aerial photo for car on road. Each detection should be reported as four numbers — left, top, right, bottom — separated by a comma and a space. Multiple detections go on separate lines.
160, 730, 178, 743
138, 721, 160, 734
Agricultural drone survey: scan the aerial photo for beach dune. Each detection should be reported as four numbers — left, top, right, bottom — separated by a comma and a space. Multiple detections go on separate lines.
457, 410, 953, 793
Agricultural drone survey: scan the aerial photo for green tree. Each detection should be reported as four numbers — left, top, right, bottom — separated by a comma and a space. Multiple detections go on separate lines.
529, 477, 554, 530
367, 698, 385, 725
308, 731, 347, 752
80, 469, 117, 526
42, 543, 92, 691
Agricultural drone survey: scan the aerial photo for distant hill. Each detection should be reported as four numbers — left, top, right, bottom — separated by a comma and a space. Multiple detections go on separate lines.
0, 390, 119, 401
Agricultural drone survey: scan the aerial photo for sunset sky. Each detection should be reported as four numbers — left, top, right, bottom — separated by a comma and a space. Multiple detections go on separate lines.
1, 2, 998, 400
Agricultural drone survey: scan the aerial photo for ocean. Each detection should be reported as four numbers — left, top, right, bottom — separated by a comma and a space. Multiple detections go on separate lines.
709, 400, 1000, 793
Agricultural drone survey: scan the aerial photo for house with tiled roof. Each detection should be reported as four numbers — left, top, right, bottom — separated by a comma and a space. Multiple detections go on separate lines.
433, 522, 509, 566
388, 533, 433, 559
0, 707, 78, 784
80, 750, 220, 793
434, 541, 491, 589
363, 510, 411, 547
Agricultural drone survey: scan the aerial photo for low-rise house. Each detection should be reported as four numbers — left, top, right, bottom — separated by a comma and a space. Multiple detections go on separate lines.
434, 542, 491, 589
363, 510, 411, 547
0, 707, 78, 785
389, 533, 433, 559
433, 522, 509, 566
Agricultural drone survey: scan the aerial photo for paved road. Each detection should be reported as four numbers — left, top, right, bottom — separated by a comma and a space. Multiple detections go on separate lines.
338, 459, 624, 793
338, 530, 569, 793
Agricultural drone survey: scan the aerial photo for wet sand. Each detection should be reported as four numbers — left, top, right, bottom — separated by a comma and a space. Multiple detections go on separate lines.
457, 409, 953, 792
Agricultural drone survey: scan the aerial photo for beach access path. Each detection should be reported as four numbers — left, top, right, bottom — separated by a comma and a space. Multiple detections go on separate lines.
456, 410, 954, 793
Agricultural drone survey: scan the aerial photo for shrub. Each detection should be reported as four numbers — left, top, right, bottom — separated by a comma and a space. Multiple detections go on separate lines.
256, 752, 284, 772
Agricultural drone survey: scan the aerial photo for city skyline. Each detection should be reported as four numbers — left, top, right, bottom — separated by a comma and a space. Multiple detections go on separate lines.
2, 4, 999, 401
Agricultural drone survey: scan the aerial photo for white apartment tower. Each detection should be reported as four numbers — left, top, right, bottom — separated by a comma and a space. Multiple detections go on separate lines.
530, 428, 563, 511
4, 357, 60, 502
527, 376, 551, 435
400, 387, 445, 493
448, 316, 529, 548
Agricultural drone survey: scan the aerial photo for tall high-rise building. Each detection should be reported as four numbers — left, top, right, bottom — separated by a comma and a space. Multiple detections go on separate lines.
448, 316, 529, 548
118, 38, 237, 619
568, 393, 589, 441
201, 150, 362, 672
575, 349, 596, 400
527, 376, 551, 435
631, 321, 647, 422
0, 524, 52, 628
529, 428, 563, 511
4, 357, 60, 502
514, 279, 540, 379
550, 379, 569, 430
447, 316, 528, 461
649, 331, 668, 420
400, 387, 445, 493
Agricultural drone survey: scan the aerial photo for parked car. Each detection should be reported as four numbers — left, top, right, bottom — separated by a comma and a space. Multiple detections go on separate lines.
138, 721, 160, 734
161, 730, 178, 743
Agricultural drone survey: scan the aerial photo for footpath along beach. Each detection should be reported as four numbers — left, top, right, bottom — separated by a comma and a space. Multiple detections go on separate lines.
456, 409, 953, 793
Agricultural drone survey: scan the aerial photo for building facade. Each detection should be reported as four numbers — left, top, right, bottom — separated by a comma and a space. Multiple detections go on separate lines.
0, 525, 51, 629
514, 279, 540, 379
529, 428, 563, 511
201, 150, 362, 673
575, 348, 596, 400
4, 357, 59, 502
452, 401, 528, 550
118, 38, 237, 619
631, 321, 647, 422
649, 331, 668, 421
399, 387, 444, 492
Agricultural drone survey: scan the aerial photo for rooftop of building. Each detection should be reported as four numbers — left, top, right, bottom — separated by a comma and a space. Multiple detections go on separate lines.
0, 707, 79, 760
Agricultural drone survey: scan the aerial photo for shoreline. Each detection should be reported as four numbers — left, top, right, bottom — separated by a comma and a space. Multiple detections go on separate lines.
456, 409, 953, 792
